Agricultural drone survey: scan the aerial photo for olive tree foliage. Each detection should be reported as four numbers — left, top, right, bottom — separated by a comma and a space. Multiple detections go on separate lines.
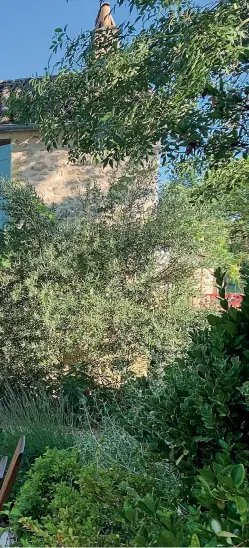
0, 167, 236, 392
7, 0, 249, 169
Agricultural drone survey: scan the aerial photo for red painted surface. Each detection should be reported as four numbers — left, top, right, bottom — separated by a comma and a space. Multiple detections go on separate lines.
204, 293, 243, 309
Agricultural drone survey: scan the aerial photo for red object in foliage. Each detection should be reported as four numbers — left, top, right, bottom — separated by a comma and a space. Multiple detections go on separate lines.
204, 293, 243, 309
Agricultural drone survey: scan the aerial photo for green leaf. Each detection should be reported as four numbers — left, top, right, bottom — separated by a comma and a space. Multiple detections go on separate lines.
124, 505, 136, 523
219, 287, 226, 299
55, 28, 63, 32
176, 452, 187, 466
217, 531, 238, 538
204, 538, 217, 547
211, 519, 222, 534
137, 525, 148, 541
190, 534, 200, 547
229, 307, 238, 321
198, 476, 213, 493
216, 499, 225, 510
143, 494, 156, 513
231, 464, 245, 487
155, 535, 171, 547
219, 439, 229, 450
224, 321, 237, 335
199, 466, 215, 483
161, 529, 177, 545
134, 534, 147, 546
235, 496, 248, 515
197, 495, 215, 510
207, 314, 219, 326
220, 299, 229, 311
215, 269, 226, 287
10, 507, 22, 518
156, 510, 172, 530
216, 475, 234, 489
100, 113, 112, 123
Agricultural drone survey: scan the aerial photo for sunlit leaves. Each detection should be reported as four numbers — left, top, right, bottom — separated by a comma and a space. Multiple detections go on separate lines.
7, 0, 249, 170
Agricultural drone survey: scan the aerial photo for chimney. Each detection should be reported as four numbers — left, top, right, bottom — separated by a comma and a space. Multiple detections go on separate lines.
95, 2, 116, 30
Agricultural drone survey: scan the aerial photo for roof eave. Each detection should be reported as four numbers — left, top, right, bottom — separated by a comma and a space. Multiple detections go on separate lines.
0, 124, 37, 132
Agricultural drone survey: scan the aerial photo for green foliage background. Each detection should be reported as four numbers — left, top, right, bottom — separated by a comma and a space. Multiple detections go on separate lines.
0, 166, 236, 393
2, 1, 249, 546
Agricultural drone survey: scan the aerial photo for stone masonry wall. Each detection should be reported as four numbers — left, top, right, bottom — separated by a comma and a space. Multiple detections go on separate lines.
2, 130, 119, 212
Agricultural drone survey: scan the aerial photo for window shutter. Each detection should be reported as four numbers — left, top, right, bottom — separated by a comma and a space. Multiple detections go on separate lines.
0, 144, 11, 179
0, 144, 11, 228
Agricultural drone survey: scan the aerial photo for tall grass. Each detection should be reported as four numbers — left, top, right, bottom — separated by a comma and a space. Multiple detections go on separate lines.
0, 387, 77, 487
0, 387, 180, 506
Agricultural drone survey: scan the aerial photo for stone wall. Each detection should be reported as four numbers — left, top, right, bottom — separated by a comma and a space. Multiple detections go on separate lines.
1, 130, 119, 211
196, 267, 216, 295
192, 267, 216, 308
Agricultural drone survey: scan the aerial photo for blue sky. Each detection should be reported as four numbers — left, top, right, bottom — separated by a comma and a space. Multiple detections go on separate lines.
2, 0, 208, 82
1, 1, 130, 80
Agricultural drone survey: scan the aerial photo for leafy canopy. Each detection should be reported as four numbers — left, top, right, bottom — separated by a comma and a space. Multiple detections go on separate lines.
8, 0, 249, 168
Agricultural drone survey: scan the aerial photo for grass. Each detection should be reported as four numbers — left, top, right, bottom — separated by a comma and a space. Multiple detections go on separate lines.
0, 387, 77, 492
0, 385, 180, 507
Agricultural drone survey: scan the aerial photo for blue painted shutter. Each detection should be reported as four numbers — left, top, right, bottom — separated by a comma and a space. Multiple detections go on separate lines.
0, 144, 11, 228
0, 144, 11, 179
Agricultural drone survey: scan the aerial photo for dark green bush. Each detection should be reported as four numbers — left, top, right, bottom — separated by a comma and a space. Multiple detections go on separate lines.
123, 273, 249, 472
122, 450, 249, 547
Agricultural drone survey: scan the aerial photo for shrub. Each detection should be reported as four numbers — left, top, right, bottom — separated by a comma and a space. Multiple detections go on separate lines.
0, 177, 236, 393
123, 273, 249, 473
122, 450, 249, 547
12, 448, 164, 547
11, 447, 249, 547
76, 416, 180, 507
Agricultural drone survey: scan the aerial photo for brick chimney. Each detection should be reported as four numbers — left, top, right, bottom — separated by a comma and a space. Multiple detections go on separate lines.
95, 2, 116, 29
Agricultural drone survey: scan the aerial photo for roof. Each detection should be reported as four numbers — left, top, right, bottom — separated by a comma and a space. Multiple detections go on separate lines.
0, 79, 34, 130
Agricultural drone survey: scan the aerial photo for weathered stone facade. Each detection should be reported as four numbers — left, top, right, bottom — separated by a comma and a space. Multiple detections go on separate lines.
4, 130, 117, 211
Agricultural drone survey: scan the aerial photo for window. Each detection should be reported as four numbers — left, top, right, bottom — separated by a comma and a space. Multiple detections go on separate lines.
226, 279, 244, 295
0, 140, 11, 180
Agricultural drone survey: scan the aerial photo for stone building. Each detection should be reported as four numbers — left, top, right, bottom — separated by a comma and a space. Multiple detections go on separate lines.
0, 3, 120, 217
